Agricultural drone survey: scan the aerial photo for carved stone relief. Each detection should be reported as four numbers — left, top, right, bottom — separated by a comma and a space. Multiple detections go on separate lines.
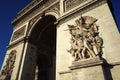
64, 0, 87, 12
11, 26, 26, 41
0, 50, 17, 80
46, 2, 60, 15
67, 16, 103, 61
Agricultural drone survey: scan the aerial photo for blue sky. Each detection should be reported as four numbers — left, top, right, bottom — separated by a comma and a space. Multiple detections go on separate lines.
110, 0, 120, 31
0, 0, 31, 69
0, 0, 120, 69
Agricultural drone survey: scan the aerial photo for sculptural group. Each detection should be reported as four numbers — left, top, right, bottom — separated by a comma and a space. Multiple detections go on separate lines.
67, 16, 103, 61
0, 50, 16, 80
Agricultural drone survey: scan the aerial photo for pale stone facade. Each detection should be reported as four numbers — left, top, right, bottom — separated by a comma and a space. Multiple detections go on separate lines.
0, 0, 120, 80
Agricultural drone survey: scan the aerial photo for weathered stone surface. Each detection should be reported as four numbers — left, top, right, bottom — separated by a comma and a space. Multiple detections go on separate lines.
71, 65, 105, 80
59, 70, 71, 80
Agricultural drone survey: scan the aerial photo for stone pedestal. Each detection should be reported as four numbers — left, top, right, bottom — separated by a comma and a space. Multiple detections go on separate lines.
69, 57, 106, 80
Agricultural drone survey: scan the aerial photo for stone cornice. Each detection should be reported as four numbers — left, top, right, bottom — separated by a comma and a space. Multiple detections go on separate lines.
12, 0, 59, 25
12, 0, 42, 24
7, 36, 38, 50
7, 37, 26, 50
69, 57, 104, 70
17, 0, 42, 15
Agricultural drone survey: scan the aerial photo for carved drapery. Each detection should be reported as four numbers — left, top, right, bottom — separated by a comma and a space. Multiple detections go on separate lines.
0, 50, 17, 80
67, 16, 103, 61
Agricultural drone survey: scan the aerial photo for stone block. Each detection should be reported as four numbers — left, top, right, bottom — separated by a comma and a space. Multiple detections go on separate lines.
69, 57, 106, 80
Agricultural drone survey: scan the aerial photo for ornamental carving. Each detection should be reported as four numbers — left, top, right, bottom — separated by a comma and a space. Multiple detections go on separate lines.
64, 0, 87, 12
0, 50, 17, 80
11, 26, 26, 41
46, 2, 60, 15
67, 16, 103, 61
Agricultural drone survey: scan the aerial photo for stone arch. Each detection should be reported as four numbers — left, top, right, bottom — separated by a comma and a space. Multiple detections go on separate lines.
45, 11, 59, 19
27, 12, 59, 37
23, 14, 57, 80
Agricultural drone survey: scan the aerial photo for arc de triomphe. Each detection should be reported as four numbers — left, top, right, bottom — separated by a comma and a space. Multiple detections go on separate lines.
0, 0, 120, 80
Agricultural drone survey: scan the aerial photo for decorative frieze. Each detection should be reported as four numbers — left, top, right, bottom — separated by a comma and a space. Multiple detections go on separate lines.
64, 0, 87, 12
11, 26, 26, 41
0, 50, 17, 80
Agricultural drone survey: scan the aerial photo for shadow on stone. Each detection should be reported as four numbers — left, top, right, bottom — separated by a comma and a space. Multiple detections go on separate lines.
102, 58, 113, 80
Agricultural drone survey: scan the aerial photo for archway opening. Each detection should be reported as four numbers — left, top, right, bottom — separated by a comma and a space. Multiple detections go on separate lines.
30, 15, 57, 80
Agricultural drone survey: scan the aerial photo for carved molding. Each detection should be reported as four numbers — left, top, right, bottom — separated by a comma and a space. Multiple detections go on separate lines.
11, 26, 26, 41
0, 50, 17, 80
12, 0, 59, 25
67, 16, 103, 61
12, 0, 48, 24
69, 57, 103, 69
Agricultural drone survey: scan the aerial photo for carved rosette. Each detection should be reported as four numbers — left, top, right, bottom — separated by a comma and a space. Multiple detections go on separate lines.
67, 16, 103, 61
0, 50, 17, 80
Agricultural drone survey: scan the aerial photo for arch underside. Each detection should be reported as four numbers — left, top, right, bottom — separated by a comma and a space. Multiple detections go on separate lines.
25, 15, 57, 80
